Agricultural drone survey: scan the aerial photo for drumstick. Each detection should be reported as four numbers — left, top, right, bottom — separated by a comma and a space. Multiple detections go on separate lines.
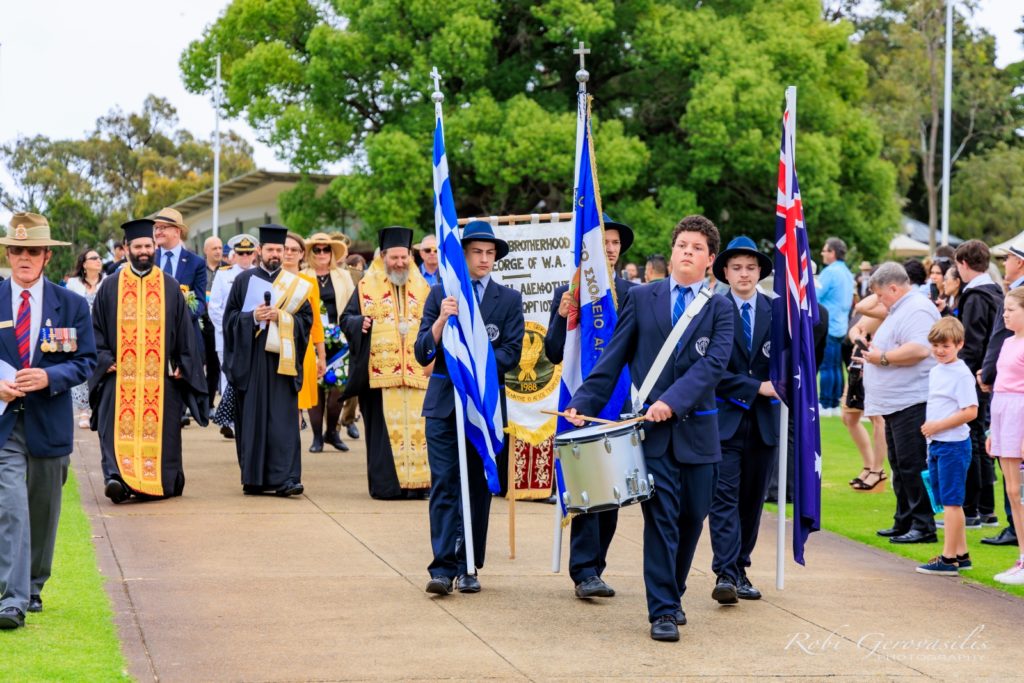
541, 409, 647, 427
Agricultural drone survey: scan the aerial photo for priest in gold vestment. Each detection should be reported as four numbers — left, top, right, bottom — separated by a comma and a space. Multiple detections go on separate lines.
90, 219, 208, 503
341, 227, 431, 499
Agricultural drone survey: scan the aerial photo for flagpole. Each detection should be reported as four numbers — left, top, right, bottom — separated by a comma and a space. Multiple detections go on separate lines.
940, 0, 953, 247
432, 70, 477, 579
212, 54, 222, 240
776, 85, 797, 592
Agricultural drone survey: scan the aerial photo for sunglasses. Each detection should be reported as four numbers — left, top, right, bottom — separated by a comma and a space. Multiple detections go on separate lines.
86, 255, 101, 261
8, 246, 45, 257
420, 247, 437, 254
311, 246, 333, 254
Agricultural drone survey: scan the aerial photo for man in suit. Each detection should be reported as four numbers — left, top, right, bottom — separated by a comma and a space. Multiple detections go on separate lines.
0, 213, 97, 629
415, 221, 524, 596
708, 236, 779, 604
544, 214, 637, 600
565, 215, 733, 642
153, 207, 206, 426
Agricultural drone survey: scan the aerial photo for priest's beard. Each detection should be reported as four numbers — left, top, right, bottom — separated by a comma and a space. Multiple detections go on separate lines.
129, 253, 153, 273
386, 267, 409, 287
263, 256, 282, 272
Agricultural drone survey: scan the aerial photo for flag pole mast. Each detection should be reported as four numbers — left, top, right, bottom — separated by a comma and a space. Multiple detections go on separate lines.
940, 0, 953, 247
212, 54, 222, 240
432, 68, 477, 579
776, 85, 797, 592
551, 41, 592, 574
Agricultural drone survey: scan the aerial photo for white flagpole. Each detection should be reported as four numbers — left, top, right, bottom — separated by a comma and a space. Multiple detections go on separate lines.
776, 85, 797, 592
940, 0, 953, 247
432, 69, 476, 578
212, 54, 222, 240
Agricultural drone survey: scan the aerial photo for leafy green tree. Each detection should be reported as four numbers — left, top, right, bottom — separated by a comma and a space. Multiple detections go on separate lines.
182, 0, 900, 259
950, 143, 1024, 244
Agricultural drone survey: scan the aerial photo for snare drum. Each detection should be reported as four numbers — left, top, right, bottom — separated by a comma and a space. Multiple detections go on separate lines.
554, 421, 655, 514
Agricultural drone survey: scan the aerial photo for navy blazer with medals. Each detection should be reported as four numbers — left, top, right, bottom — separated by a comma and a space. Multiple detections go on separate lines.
715, 291, 780, 446
0, 279, 97, 456
568, 278, 734, 464
415, 280, 525, 419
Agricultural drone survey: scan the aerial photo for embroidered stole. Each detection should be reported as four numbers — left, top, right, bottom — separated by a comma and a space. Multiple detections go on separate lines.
113, 268, 167, 496
264, 269, 312, 376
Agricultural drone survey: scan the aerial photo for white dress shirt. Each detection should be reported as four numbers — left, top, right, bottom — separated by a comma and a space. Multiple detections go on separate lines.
11, 278, 44, 365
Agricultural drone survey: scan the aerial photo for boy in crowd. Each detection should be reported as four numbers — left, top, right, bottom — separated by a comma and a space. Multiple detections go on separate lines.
916, 317, 979, 575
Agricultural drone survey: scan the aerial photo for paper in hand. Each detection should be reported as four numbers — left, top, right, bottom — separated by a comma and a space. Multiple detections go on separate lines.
242, 278, 275, 312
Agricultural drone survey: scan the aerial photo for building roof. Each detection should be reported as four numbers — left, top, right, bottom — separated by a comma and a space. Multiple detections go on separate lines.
170, 170, 335, 217
900, 215, 963, 247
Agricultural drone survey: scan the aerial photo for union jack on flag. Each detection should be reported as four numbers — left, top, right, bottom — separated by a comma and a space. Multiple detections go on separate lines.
769, 87, 821, 565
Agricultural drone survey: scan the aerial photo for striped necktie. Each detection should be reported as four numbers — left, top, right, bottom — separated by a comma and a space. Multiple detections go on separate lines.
16, 290, 31, 368
741, 301, 753, 351
673, 286, 692, 325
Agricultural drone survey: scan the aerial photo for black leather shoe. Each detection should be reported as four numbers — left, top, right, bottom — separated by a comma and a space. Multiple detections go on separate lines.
650, 615, 679, 642
219, 425, 234, 440
981, 527, 1019, 546
104, 479, 130, 504
181, 416, 191, 428
574, 575, 615, 598
275, 481, 304, 497
308, 436, 324, 453
27, 595, 42, 613
876, 526, 909, 538
425, 576, 453, 595
0, 607, 24, 629
890, 529, 938, 544
325, 431, 350, 452
242, 485, 264, 496
673, 608, 687, 626
736, 575, 762, 600
346, 423, 360, 439
712, 576, 738, 604
456, 574, 481, 593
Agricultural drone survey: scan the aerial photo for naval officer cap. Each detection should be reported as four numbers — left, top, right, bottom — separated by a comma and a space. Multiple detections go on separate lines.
228, 234, 259, 254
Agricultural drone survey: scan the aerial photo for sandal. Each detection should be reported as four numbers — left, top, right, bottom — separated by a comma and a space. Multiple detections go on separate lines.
849, 468, 870, 486
853, 470, 887, 491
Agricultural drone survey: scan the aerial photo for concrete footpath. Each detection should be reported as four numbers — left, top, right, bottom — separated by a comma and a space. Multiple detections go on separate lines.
73, 425, 1023, 682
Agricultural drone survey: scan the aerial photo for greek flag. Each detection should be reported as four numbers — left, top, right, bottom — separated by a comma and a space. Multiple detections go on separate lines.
432, 100, 504, 494
557, 95, 631, 433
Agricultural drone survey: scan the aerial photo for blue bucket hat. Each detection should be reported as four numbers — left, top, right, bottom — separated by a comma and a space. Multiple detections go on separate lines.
461, 220, 510, 260
712, 235, 773, 283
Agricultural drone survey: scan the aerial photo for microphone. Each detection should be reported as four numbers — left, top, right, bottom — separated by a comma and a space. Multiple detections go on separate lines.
260, 291, 271, 331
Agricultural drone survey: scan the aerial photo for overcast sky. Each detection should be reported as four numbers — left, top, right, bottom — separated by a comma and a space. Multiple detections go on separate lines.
0, 0, 1022, 224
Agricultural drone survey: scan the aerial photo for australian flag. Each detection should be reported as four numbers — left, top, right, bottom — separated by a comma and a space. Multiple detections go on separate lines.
769, 88, 822, 565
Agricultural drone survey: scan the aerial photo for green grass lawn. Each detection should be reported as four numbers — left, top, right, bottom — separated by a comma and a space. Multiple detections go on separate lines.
784, 416, 1024, 597
0, 467, 129, 682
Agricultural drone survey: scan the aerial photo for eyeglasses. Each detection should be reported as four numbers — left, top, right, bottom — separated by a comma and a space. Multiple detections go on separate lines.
7, 246, 45, 257
283, 247, 303, 254
420, 248, 437, 254
311, 246, 332, 254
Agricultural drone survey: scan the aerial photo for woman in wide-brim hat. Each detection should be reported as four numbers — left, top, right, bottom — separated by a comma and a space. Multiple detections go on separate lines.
301, 232, 355, 453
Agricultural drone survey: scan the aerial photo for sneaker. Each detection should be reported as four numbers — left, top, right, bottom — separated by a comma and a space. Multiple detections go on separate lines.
936, 519, 944, 528
956, 554, 973, 571
916, 556, 959, 576
981, 515, 1000, 527
995, 561, 1024, 585
964, 516, 982, 529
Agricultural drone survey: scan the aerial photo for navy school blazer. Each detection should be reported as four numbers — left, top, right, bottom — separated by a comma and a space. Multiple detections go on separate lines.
568, 278, 734, 465
415, 280, 525, 419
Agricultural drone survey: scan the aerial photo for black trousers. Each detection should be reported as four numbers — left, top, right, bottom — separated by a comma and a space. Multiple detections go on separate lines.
710, 415, 776, 582
568, 509, 618, 585
964, 391, 995, 518
883, 403, 935, 534
201, 314, 219, 401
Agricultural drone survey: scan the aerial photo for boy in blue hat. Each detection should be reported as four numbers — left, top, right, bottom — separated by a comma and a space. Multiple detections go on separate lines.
708, 236, 779, 604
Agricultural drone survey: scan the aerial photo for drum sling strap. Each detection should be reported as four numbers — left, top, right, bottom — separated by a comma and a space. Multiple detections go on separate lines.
632, 286, 713, 414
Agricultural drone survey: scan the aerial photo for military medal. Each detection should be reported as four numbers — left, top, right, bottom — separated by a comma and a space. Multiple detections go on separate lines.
40, 328, 51, 353
62, 329, 72, 352
70, 328, 78, 352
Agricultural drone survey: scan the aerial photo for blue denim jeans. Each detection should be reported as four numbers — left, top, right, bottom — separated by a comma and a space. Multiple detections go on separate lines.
818, 334, 845, 409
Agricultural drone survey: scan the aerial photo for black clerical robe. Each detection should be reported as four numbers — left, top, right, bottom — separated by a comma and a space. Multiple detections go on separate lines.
89, 267, 208, 499
222, 267, 312, 490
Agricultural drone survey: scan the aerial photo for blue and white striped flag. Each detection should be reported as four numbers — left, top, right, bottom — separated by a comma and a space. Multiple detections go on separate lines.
432, 98, 504, 494
557, 95, 631, 433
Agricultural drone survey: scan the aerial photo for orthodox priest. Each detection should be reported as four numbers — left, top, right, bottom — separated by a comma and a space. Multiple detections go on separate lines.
222, 224, 313, 497
90, 219, 208, 504
341, 227, 431, 499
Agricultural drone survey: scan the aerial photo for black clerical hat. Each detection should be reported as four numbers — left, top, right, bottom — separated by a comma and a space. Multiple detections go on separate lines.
258, 224, 288, 245
378, 226, 413, 251
122, 219, 155, 243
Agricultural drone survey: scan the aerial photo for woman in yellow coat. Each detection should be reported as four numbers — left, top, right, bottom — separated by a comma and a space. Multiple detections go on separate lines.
282, 233, 326, 428
302, 233, 355, 452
